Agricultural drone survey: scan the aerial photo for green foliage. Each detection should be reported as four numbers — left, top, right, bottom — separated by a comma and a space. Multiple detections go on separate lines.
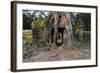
23, 10, 91, 50
80, 13, 91, 31
23, 13, 33, 30
70, 13, 91, 31
23, 10, 47, 30
74, 32, 90, 49
23, 31, 46, 49
34, 18, 45, 29
75, 24, 81, 33
82, 32, 90, 45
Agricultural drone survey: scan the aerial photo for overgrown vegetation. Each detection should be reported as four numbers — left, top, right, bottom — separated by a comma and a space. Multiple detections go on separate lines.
23, 31, 32, 49
74, 32, 90, 49
23, 31, 90, 49
23, 10, 91, 62
23, 10, 91, 50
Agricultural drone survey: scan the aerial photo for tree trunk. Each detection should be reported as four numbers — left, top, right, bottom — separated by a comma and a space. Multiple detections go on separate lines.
31, 12, 75, 50
62, 13, 74, 49
46, 12, 75, 49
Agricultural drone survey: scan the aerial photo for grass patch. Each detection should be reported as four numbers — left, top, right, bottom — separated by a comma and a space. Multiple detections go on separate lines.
23, 31, 32, 48
23, 31, 46, 49
23, 31, 91, 49
74, 32, 91, 49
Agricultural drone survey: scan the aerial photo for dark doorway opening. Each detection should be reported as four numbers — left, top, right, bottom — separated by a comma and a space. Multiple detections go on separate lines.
51, 27, 65, 46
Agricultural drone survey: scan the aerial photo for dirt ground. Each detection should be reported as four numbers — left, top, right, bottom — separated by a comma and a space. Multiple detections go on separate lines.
23, 46, 91, 62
